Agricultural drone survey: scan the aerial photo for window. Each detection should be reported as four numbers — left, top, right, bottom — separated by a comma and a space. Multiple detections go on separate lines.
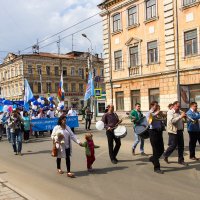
147, 41, 158, 64
19, 64, 23, 75
93, 68, 97, 77
15, 84, 18, 94
79, 83, 84, 92
149, 88, 160, 104
55, 66, 59, 76
78, 68, 82, 77
7, 71, 10, 79
15, 68, 18, 76
183, 0, 196, 6
37, 65, 42, 75
114, 50, 122, 70
11, 69, 14, 77
55, 83, 59, 92
71, 67, 75, 76
131, 90, 141, 109
63, 83, 68, 92
128, 6, 137, 26
146, 0, 156, 20
130, 45, 139, 67
116, 92, 124, 111
100, 69, 104, 77
71, 83, 76, 92
46, 82, 51, 93
184, 29, 198, 56
28, 65, 33, 74
63, 67, 67, 76
113, 13, 121, 32
38, 82, 41, 93
46, 66, 50, 75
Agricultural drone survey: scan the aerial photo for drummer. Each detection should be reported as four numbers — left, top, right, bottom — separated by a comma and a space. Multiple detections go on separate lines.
130, 103, 146, 156
102, 105, 122, 164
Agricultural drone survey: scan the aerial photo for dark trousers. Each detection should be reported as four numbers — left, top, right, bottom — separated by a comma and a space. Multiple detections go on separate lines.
188, 131, 200, 158
163, 131, 184, 162
149, 129, 164, 170
24, 130, 30, 141
87, 155, 95, 169
12, 129, 23, 153
85, 119, 91, 130
106, 130, 121, 161
56, 148, 71, 172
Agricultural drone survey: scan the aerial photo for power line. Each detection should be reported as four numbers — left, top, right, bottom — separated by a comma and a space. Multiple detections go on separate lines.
20, 12, 102, 53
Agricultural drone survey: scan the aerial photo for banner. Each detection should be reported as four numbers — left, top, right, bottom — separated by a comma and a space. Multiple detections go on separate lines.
180, 85, 190, 108
31, 116, 79, 131
84, 72, 94, 101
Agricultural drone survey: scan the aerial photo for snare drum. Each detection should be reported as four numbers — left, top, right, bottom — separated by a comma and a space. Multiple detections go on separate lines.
114, 126, 127, 138
134, 125, 149, 139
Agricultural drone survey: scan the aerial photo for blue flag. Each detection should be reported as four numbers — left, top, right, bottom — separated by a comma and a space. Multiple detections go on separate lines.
24, 79, 34, 111
84, 72, 94, 101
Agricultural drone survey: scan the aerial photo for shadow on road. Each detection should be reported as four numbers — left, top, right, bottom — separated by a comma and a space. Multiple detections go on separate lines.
75, 166, 128, 177
22, 150, 51, 155
0, 171, 7, 174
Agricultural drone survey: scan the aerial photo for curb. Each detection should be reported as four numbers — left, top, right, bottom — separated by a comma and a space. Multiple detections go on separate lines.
0, 178, 35, 200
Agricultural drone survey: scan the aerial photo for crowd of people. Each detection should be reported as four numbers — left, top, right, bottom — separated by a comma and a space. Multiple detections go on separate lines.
0, 100, 200, 177
0, 106, 78, 155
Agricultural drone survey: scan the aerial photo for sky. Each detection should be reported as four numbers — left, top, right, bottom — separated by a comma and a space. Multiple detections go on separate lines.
0, 0, 103, 63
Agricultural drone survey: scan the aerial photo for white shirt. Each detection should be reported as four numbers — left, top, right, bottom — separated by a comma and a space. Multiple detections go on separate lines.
67, 109, 77, 116
47, 110, 55, 118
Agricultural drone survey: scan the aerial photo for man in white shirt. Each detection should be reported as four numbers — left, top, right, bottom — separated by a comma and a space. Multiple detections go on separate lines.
47, 107, 55, 118
67, 107, 77, 133
163, 101, 188, 166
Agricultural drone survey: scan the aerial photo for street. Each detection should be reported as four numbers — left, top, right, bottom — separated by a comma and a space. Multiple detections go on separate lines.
0, 124, 200, 200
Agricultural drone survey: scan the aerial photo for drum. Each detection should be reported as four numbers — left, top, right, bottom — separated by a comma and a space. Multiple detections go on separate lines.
134, 125, 149, 139
114, 126, 127, 138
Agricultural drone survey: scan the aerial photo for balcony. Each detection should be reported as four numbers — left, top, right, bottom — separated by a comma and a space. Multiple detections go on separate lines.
129, 66, 141, 76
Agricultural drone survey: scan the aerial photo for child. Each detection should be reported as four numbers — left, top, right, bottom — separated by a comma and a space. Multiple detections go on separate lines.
55, 131, 65, 153
81, 133, 100, 172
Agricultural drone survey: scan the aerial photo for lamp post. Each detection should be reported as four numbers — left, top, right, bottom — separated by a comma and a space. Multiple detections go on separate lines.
82, 34, 96, 122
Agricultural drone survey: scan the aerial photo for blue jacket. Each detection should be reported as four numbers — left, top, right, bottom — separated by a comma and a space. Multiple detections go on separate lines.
186, 109, 200, 132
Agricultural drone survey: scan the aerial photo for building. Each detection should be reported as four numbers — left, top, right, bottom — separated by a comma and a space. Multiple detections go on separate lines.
98, 0, 200, 112
0, 51, 105, 111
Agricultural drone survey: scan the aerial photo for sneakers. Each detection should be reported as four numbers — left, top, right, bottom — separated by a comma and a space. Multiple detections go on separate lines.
141, 152, 147, 156
190, 157, 199, 161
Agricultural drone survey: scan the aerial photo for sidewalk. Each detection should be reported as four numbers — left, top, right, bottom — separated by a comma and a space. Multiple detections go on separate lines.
0, 178, 32, 200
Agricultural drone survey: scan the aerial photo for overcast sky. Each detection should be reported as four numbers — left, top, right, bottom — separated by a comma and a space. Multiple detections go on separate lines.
0, 0, 103, 63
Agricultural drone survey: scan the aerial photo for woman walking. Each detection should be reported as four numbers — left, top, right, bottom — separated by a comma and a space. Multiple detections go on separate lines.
51, 115, 82, 178
23, 111, 31, 143
9, 110, 24, 155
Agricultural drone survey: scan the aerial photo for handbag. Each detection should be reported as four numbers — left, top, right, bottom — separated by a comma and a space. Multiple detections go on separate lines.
51, 142, 57, 157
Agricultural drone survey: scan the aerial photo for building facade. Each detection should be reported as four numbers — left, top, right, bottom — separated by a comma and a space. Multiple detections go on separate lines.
0, 51, 105, 110
98, 0, 200, 112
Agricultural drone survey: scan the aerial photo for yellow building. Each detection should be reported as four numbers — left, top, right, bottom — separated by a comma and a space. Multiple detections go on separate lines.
98, 0, 200, 112
0, 51, 104, 110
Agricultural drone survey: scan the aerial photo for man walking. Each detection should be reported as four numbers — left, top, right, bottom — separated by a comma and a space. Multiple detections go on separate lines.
130, 103, 146, 156
163, 101, 188, 166
186, 102, 200, 160
102, 105, 122, 164
146, 101, 164, 174
85, 107, 92, 130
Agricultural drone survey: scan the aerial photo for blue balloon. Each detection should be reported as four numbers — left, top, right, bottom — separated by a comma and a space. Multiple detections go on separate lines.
60, 105, 64, 110
30, 97, 36, 102
33, 101, 39, 106
40, 97, 45, 100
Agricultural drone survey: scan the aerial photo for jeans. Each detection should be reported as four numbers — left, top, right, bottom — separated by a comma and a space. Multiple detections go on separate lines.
6, 127, 11, 142
163, 131, 184, 163
188, 131, 200, 158
11, 129, 22, 153
106, 130, 121, 161
85, 119, 91, 130
133, 132, 144, 153
149, 129, 164, 170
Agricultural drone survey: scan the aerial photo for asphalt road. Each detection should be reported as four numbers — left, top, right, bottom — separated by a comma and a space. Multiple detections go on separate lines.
0, 124, 200, 200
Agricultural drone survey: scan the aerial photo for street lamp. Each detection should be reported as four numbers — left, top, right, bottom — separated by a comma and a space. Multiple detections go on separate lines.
82, 33, 96, 122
